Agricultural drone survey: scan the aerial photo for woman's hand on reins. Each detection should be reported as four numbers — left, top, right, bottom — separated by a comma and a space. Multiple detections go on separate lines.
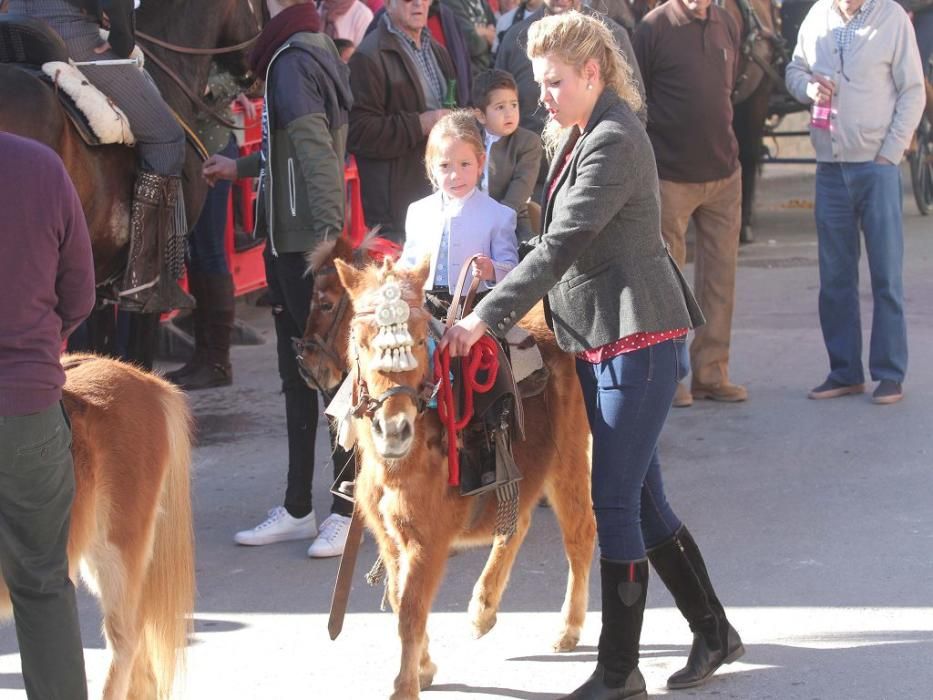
440, 313, 489, 357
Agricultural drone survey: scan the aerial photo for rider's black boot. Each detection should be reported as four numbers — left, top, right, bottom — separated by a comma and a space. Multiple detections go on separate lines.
118, 171, 194, 314
560, 559, 649, 700
647, 526, 744, 689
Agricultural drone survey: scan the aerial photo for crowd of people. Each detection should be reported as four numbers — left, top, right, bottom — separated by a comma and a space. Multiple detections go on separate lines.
1, 0, 929, 696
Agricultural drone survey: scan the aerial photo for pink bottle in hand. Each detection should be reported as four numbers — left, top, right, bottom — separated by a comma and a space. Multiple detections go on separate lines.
810, 99, 832, 130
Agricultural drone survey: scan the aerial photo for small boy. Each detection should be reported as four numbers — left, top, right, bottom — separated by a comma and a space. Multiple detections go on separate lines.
472, 69, 544, 241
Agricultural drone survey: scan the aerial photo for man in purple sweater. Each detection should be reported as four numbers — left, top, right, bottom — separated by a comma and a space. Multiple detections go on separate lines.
0, 132, 95, 699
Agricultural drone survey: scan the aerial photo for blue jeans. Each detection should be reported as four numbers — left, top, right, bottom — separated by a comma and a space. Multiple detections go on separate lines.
188, 135, 238, 275
575, 338, 687, 561
814, 162, 907, 384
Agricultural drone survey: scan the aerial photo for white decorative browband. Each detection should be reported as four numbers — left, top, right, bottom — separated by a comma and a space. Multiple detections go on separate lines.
370, 279, 418, 372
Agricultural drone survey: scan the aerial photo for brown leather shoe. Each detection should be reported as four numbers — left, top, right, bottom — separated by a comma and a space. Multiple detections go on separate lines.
673, 383, 693, 407
692, 382, 748, 403
872, 380, 903, 405
808, 379, 865, 400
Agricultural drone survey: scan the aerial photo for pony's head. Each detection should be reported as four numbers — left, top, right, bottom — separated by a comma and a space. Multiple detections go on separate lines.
295, 236, 358, 392
335, 256, 433, 460
296, 231, 401, 393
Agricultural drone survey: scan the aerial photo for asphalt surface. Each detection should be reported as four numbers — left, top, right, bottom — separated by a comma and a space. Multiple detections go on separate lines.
0, 162, 930, 699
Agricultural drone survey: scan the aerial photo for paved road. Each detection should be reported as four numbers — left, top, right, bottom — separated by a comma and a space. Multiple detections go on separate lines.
0, 165, 930, 699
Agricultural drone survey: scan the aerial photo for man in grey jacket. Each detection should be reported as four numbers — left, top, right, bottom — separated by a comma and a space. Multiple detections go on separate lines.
786, 0, 924, 405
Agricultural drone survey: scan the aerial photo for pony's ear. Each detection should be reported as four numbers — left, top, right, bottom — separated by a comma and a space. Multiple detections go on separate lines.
333, 235, 354, 261
410, 255, 432, 293
335, 258, 364, 298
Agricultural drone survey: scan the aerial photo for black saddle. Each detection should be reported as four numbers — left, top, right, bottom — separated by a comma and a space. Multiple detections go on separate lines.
0, 14, 69, 66
0, 15, 107, 147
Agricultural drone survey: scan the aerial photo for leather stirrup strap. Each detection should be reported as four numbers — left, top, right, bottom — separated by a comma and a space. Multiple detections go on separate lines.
327, 507, 366, 640
445, 254, 484, 329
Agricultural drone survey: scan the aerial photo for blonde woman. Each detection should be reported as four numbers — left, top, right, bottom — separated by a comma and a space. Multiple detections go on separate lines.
441, 11, 743, 699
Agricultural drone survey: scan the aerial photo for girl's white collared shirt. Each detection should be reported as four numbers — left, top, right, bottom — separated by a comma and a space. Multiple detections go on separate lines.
401, 188, 519, 293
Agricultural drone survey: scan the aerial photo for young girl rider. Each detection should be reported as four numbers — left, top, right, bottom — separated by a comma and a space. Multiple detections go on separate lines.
401, 110, 519, 316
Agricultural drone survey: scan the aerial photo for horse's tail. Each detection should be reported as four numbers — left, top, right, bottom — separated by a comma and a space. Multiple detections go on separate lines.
139, 382, 196, 698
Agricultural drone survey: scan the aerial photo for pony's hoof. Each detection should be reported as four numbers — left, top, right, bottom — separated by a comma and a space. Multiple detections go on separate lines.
468, 600, 498, 639
418, 661, 437, 690
553, 626, 581, 652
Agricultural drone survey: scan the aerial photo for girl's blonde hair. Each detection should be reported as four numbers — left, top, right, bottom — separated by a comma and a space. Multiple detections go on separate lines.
526, 11, 643, 154
424, 110, 485, 190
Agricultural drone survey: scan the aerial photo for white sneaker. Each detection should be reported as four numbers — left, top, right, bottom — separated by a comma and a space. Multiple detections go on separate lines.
307, 513, 354, 558
234, 507, 318, 546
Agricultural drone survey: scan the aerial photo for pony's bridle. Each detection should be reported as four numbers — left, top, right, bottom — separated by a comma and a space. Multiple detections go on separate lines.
292, 289, 352, 402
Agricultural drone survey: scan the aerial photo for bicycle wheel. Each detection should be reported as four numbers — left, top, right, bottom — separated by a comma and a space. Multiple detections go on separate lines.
911, 115, 932, 216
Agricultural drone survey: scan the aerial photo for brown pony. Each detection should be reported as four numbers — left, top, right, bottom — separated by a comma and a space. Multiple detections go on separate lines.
332, 257, 595, 700
0, 355, 195, 700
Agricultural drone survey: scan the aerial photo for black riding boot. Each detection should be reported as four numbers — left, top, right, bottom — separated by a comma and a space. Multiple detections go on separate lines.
560, 559, 649, 700
165, 271, 207, 383
118, 171, 194, 314
173, 272, 234, 390
647, 526, 744, 689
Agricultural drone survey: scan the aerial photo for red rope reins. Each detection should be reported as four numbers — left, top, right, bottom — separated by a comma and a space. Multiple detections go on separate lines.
433, 337, 500, 486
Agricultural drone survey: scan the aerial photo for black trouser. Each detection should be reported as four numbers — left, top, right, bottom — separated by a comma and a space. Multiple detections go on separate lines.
264, 246, 353, 519
0, 403, 87, 699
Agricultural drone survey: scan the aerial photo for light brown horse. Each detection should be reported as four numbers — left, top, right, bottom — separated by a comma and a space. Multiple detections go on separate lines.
0, 355, 195, 700
333, 257, 595, 700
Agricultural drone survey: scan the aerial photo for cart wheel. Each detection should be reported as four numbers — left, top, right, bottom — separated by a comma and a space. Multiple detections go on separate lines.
910, 115, 932, 216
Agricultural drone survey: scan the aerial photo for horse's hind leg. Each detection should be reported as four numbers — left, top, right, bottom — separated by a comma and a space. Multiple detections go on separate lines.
419, 633, 437, 691
544, 440, 596, 652
467, 510, 533, 640
92, 550, 147, 700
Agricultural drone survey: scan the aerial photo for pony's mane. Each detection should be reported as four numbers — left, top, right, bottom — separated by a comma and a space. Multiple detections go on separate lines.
305, 226, 390, 276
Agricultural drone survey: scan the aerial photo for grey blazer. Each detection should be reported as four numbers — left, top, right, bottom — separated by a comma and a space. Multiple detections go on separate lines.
485, 126, 543, 239
474, 90, 704, 354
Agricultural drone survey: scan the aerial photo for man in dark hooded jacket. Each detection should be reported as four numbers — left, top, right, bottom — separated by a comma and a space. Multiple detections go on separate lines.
203, 0, 358, 558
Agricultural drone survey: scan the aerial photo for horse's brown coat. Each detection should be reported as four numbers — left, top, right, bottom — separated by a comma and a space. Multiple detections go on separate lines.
324, 256, 596, 700
0, 355, 195, 700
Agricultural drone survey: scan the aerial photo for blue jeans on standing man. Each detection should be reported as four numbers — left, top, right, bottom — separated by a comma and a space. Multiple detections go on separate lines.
188, 135, 238, 275
814, 162, 907, 385
575, 338, 687, 562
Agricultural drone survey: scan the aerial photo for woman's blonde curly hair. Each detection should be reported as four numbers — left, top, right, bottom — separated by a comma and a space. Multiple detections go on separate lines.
526, 11, 643, 153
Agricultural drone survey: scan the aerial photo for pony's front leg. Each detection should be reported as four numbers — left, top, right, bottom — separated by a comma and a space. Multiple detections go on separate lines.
390, 542, 448, 700
468, 511, 533, 639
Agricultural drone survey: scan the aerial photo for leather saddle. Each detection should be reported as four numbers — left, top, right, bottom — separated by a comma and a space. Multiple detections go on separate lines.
0, 14, 114, 147
444, 257, 526, 499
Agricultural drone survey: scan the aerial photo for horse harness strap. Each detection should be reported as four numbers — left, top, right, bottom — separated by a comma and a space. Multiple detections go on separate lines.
441, 255, 523, 538
135, 39, 241, 131
135, 30, 259, 57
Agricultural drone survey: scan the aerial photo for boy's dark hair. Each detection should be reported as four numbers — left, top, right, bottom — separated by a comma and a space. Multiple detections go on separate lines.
471, 69, 519, 111
334, 38, 355, 53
